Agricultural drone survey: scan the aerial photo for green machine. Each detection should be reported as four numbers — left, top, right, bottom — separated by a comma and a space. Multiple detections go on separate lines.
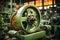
8, 5, 52, 40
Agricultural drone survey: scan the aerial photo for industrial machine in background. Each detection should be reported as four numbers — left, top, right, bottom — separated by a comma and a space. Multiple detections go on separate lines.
0, 5, 60, 40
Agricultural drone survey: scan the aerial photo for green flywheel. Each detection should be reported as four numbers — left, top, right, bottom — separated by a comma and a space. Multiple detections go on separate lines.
16, 5, 41, 33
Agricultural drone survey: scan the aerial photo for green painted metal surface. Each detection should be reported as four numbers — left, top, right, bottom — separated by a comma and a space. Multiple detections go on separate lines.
21, 31, 46, 40
8, 30, 46, 40
15, 31, 46, 40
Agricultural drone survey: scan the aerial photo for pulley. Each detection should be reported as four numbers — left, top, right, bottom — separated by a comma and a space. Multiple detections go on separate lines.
11, 5, 41, 33
11, 12, 19, 30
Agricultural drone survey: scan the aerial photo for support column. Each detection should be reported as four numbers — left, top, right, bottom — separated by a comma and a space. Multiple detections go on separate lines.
42, 0, 44, 14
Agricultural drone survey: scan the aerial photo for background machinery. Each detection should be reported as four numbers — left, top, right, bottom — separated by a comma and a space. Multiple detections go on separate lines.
0, 4, 60, 40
